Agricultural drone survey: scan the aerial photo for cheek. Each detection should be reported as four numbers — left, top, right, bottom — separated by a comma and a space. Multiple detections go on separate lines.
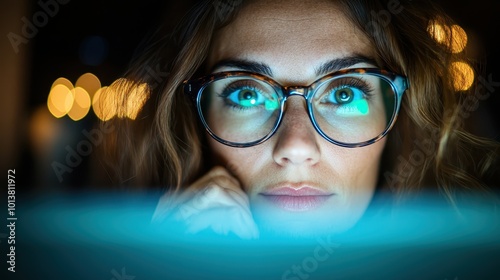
319, 139, 386, 231
208, 137, 267, 191
322, 138, 386, 193
210, 135, 386, 196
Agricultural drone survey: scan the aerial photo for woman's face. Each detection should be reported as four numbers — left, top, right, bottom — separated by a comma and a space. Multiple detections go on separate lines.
206, 0, 385, 236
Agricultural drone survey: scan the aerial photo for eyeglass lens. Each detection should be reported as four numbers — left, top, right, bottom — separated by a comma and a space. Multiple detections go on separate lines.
199, 74, 396, 145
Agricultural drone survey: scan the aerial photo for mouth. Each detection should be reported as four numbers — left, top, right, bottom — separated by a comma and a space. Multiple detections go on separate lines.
259, 186, 334, 212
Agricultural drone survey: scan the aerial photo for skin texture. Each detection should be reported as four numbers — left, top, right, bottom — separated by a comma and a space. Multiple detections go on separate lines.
155, 0, 387, 238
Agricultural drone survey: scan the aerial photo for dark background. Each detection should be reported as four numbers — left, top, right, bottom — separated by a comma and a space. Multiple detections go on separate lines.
1, 0, 499, 195
1, 3, 499, 279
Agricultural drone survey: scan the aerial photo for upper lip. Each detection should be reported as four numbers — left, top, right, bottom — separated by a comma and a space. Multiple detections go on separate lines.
260, 184, 332, 196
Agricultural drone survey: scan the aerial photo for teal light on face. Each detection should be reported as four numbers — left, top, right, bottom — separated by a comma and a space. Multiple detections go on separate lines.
240, 99, 257, 107
356, 99, 369, 115
16, 191, 500, 280
336, 99, 369, 116
265, 99, 279, 110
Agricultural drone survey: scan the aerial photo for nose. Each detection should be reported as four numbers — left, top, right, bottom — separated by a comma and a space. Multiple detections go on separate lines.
272, 97, 321, 166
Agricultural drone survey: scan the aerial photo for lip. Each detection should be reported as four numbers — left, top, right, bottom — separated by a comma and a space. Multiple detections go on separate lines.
260, 185, 333, 212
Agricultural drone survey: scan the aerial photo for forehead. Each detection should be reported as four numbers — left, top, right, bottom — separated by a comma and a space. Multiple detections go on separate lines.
208, 0, 374, 82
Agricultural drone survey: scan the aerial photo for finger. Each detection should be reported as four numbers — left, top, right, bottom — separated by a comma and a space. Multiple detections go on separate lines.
203, 183, 251, 216
207, 166, 241, 188
165, 166, 241, 206
169, 185, 241, 221
153, 166, 248, 222
205, 167, 251, 210
186, 187, 259, 238
223, 187, 252, 213
152, 190, 179, 222
188, 167, 250, 211
185, 206, 259, 239
171, 186, 221, 221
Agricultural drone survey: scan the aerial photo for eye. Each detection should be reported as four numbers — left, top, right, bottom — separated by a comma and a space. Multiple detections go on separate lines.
334, 87, 355, 104
324, 86, 363, 105
225, 87, 266, 108
316, 79, 374, 116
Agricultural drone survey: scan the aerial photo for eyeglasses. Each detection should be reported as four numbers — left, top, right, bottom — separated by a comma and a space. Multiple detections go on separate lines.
184, 68, 408, 148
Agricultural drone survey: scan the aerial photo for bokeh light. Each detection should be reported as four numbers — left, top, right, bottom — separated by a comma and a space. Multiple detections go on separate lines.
428, 23, 468, 53
450, 61, 475, 91
100, 78, 150, 120
47, 84, 74, 118
126, 82, 150, 120
108, 78, 127, 119
67, 87, 92, 121
92, 86, 117, 121
30, 106, 61, 157
47, 74, 149, 121
449, 25, 468, 53
51, 77, 74, 90
76, 73, 101, 99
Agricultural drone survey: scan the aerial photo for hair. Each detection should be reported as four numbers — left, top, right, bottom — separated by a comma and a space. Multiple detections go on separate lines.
99, 0, 499, 204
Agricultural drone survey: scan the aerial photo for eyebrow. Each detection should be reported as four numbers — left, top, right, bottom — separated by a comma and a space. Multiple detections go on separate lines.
210, 55, 378, 77
315, 55, 378, 76
211, 59, 274, 76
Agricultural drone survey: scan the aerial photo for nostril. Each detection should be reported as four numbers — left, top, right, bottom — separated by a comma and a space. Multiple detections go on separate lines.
272, 125, 321, 167
279, 155, 317, 165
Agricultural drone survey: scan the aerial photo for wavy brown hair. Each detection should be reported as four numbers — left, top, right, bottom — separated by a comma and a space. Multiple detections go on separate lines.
100, 0, 499, 203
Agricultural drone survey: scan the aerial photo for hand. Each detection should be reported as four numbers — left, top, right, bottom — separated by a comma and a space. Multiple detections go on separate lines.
152, 166, 259, 239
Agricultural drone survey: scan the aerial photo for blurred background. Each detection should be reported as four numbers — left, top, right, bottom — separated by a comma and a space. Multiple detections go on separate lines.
1, 0, 499, 196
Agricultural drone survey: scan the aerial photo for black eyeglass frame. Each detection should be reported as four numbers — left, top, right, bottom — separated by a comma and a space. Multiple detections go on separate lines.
183, 68, 408, 148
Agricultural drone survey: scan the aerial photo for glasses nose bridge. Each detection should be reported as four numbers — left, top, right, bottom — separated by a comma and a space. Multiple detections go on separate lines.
283, 85, 310, 101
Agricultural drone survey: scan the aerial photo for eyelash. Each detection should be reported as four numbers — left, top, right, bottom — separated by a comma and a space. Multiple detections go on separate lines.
220, 81, 261, 97
216, 76, 375, 110
322, 77, 374, 100
218, 81, 268, 110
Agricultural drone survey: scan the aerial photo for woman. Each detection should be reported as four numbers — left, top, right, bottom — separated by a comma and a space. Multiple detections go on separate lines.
102, 0, 499, 238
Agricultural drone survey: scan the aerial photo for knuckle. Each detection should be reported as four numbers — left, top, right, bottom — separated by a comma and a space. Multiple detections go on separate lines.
212, 175, 236, 189
228, 205, 243, 217
203, 184, 224, 198
209, 165, 230, 176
